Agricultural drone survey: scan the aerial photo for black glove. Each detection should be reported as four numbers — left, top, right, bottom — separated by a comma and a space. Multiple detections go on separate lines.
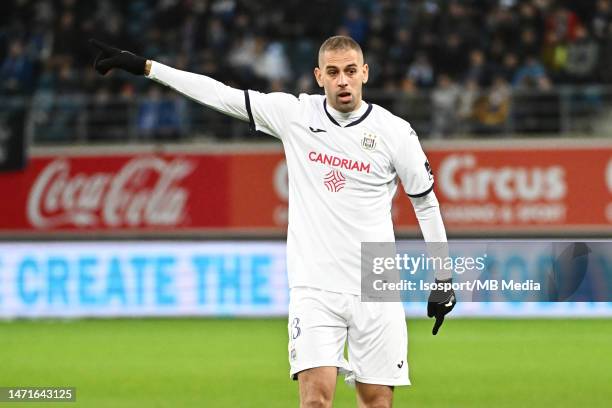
90, 39, 147, 76
427, 278, 456, 335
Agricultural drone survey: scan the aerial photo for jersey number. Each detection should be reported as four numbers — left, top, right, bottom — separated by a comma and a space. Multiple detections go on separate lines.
291, 317, 301, 339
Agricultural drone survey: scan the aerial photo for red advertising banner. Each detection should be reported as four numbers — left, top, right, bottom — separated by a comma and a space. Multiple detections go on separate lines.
0, 151, 232, 233
402, 143, 612, 234
0, 141, 610, 236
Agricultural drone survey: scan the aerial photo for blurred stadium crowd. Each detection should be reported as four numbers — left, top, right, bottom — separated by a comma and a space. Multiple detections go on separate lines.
2, 0, 612, 141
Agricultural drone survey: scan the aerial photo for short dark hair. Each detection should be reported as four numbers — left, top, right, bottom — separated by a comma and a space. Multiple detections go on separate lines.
318, 36, 363, 66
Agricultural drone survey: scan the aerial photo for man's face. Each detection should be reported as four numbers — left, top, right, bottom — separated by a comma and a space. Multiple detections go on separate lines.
314, 49, 369, 113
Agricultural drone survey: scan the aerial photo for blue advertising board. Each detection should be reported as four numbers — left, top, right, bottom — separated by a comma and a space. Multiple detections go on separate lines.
0, 242, 610, 318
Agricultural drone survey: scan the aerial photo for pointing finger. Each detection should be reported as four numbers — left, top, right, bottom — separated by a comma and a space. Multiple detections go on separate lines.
89, 39, 116, 54
432, 314, 445, 335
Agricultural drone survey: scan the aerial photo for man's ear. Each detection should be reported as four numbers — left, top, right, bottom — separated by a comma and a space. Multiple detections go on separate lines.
362, 63, 369, 84
314, 67, 324, 87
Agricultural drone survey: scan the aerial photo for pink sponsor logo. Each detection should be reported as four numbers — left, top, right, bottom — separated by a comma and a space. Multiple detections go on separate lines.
324, 170, 346, 192
308, 151, 371, 173
27, 157, 194, 229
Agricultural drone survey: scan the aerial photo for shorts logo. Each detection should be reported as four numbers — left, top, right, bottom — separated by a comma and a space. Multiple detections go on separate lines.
397, 360, 404, 369
324, 170, 346, 192
361, 133, 377, 151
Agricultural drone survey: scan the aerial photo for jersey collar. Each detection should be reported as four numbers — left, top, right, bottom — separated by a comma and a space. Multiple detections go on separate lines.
323, 99, 373, 128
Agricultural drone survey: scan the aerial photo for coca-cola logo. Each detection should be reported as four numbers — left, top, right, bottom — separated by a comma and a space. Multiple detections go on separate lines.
438, 154, 566, 202
28, 157, 194, 228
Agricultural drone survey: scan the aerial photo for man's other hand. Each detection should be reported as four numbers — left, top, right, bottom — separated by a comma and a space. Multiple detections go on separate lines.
427, 279, 456, 335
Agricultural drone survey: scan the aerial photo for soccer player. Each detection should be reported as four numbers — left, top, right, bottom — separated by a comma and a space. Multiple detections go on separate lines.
91, 35, 455, 408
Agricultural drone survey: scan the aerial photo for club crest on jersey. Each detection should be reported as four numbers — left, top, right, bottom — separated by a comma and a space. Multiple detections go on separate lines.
361, 133, 377, 151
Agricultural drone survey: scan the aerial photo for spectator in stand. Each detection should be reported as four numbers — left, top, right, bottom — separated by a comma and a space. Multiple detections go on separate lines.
472, 75, 512, 133
435, 33, 468, 80
485, 3, 517, 46
598, 16, 612, 82
342, 6, 369, 44
518, 28, 542, 57
205, 18, 229, 54
253, 41, 292, 86
295, 72, 315, 94
407, 52, 435, 89
441, 1, 480, 48
541, 31, 568, 80
457, 78, 480, 134
392, 77, 422, 131
497, 52, 520, 83
88, 86, 117, 141
565, 25, 599, 83
591, 0, 612, 41
431, 73, 460, 138
4, 0, 609, 99
137, 86, 183, 140
52, 11, 78, 62
546, 5, 582, 43
465, 49, 491, 87
517, 1, 545, 38
387, 28, 414, 81
227, 34, 259, 85
488, 36, 508, 67
514, 55, 552, 90
0, 39, 34, 94
2, 0, 612, 141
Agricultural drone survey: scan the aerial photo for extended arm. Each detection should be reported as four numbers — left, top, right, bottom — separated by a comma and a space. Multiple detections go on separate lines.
90, 39, 248, 121
90, 39, 297, 138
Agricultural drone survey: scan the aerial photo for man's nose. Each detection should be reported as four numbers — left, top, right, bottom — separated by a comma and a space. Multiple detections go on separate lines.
338, 72, 348, 86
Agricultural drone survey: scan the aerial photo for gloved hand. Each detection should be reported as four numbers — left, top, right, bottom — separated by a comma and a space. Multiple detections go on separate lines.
427, 278, 456, 335
90, 39, 147, 76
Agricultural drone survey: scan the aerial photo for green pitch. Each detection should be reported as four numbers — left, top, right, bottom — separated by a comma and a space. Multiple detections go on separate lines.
1, 318, 611, 407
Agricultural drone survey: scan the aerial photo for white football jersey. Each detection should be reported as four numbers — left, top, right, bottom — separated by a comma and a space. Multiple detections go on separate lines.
246, 92, 434, 295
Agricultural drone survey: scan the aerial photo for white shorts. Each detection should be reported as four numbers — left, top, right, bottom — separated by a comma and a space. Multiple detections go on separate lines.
288, 287, 410, 386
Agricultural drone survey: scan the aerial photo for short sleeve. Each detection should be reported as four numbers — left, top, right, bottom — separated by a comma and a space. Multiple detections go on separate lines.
244, 90, 300, 139
392, 125, 434, 197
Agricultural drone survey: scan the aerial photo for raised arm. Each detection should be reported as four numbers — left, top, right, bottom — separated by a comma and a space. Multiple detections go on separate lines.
90, 39, 298, 137
90, 39, 247, 121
